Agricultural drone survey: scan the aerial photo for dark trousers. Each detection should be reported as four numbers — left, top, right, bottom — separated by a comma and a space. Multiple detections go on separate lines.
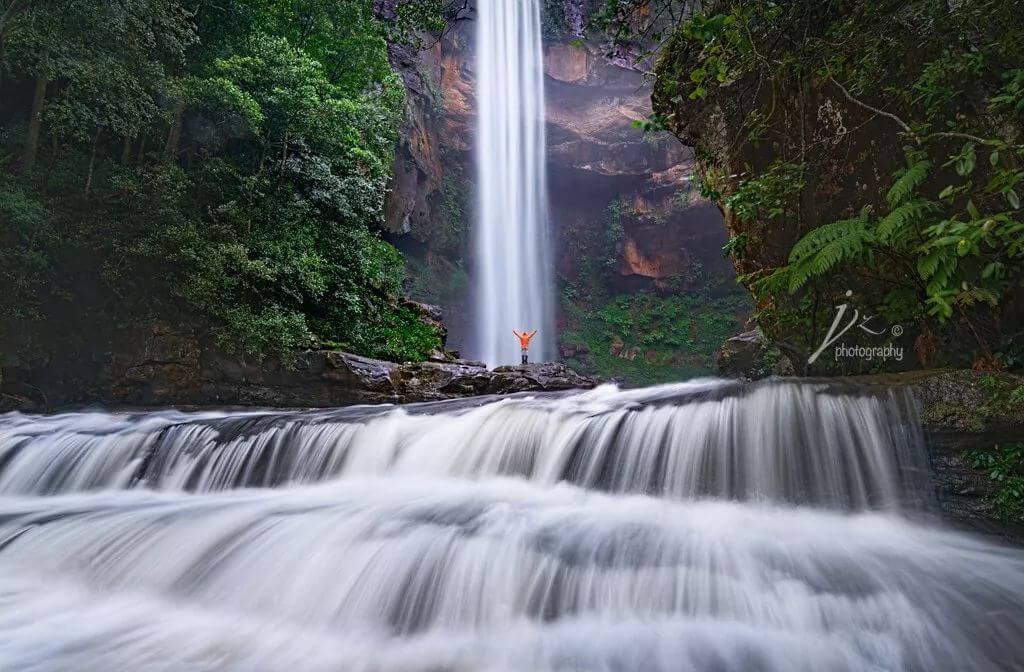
521, 350, 528, 365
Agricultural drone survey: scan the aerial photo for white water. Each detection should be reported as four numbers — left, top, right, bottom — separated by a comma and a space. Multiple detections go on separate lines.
0, 380, 929, 508
475, 0, 553, 365
1, 380, 1024, 671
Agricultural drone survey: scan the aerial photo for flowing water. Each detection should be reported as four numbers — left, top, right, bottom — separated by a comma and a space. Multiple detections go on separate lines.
474, 0, 553, 365
1, 379, 1023, 671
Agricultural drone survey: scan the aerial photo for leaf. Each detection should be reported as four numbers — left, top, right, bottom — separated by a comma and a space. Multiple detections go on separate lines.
1006, 188, 1021, 210
875, 199, 938, 245
991, 150, 1000, 167
982, 262, 1002, 279
886, 159, 931, 207
785, 216, 873, 292
917, 249, 942, 279
966, 200, 981, 220
954, 143, 977, 176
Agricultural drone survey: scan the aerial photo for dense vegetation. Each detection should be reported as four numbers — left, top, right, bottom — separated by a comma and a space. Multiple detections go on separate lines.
0, 0, 450, 379
559, 198, 749, 385
601, 0, 1024, 371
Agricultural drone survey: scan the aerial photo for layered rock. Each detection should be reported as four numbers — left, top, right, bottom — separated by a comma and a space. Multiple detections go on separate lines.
383, 7, 744, 360
542, 40, 734, 295
857, 370, 1024, 542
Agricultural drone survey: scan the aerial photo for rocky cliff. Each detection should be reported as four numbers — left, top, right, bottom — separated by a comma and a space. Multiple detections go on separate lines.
648, 3, 1024, 372
384, 3, 749, 380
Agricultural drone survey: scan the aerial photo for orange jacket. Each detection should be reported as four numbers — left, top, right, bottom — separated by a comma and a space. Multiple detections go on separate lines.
513, 330, 537, 349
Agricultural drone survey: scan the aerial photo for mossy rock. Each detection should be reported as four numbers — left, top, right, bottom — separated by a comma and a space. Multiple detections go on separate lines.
715, 329, 795, 380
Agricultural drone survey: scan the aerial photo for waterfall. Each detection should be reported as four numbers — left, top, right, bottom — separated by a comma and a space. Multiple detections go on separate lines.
2, 380, 1024, 671
0, 380, 931, 508
475, 0, 553, 366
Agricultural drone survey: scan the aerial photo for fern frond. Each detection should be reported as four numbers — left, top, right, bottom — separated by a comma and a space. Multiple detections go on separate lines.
786, 218, 873, 292
918, 246, 958, 295
749, 267, 791, 295
789, 216, 870, 263
954, 286, 999, 308
875, 199, 940, 246
886, 159, 932, 208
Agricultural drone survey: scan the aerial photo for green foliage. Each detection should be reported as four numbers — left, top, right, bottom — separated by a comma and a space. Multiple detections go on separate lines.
0, 0, 446, 370
541, 0, 570, 39
724, 160, 805, 224
721, 233, 749, 260
885, 156, 932, 208
561, 292, 748, 386
782, 209, 874, 293
405, 255, 469, 308
676, 7, 761, 100
967, 443, 1024, 522
634, 0, 1024, 363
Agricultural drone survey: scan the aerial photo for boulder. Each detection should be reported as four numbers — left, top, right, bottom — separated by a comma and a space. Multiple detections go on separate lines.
489, 362, 599, 394
98, 335, 600, 408
715, 329, 796, 379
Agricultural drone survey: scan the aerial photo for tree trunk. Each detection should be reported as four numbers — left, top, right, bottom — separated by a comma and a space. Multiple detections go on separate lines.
84, 130, 100, 196
137, 134, 148, 165
164, 98, 185, 162
23, 59, 48, 173
121, 134, 133, 165
279, 132, 289, 175
43, 134, 59, 191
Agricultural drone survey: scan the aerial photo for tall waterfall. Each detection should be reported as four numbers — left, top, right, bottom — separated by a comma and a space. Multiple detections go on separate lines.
474, 0, 553, 366
2, 380, 1024, 671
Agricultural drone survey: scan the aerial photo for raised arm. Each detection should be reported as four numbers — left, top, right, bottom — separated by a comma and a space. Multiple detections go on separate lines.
528, 330, 537, 337
512, 330, 521, 338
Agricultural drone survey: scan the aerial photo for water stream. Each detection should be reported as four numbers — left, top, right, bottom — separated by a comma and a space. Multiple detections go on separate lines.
1, 380, 1023, 671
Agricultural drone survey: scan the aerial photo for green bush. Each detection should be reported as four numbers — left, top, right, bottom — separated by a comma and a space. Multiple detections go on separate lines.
967, 443, 1024, 521
0, 0, 443, 370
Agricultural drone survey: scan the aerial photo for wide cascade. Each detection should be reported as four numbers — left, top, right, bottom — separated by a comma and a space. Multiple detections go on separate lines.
474, 0, 553, 366
1, 380, 1024, 672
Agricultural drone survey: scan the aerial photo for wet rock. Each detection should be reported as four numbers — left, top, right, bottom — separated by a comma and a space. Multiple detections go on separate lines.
489, 362, 599, 395
98, 332, 600, 408
854, 369, 1024, 542
715, 329, 796, 379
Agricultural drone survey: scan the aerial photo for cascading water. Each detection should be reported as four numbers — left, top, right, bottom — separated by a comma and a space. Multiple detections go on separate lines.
1, 379, 1024, 671
474, 0, 553, 366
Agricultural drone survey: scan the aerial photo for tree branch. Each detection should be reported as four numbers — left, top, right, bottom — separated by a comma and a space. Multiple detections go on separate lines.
829, 73, 1018, 149
828, 75, 911, 134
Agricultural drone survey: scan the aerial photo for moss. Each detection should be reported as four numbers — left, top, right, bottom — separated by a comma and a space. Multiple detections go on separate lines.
919, 373, 1024, 432
560, 291, 750, 386
540, 0, 569, 39
922, 402, 987, 433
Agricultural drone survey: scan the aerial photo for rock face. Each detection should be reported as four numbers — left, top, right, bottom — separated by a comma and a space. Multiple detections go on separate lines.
542, 40, 734, 296
652, 29, 895, 282
715, 329, 796, 379
383, 6, 741, 358
187, 353, 597, 407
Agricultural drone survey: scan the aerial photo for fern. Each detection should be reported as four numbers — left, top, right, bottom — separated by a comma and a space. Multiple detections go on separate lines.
748, 266, 791, 296
875, 199, 939, 246
886, 158, 932, 208
918, 245, 959, 301
786, 216, 874, 292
